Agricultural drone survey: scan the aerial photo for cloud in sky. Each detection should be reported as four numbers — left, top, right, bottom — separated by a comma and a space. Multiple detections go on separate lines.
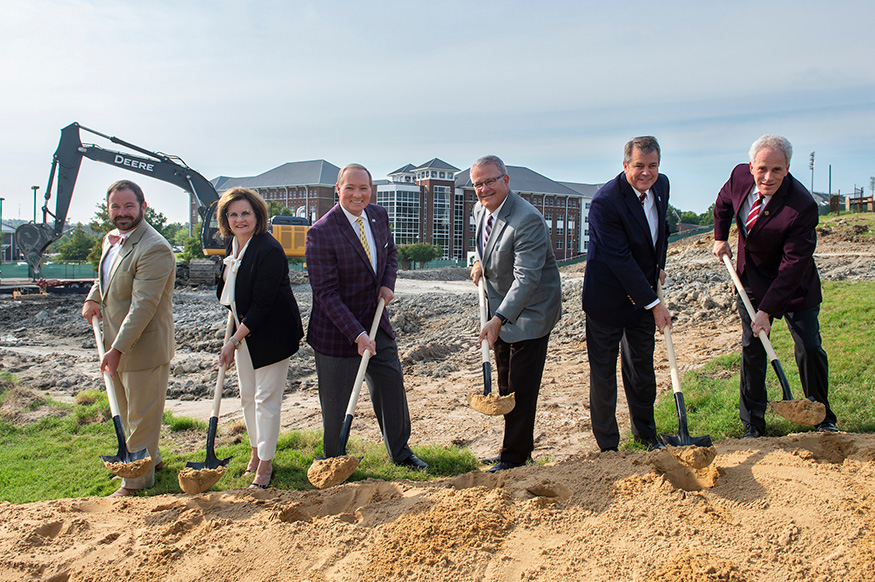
1, 0, 873, 226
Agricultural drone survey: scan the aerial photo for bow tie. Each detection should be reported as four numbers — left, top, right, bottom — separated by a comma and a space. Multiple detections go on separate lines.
107, 233, 128, 246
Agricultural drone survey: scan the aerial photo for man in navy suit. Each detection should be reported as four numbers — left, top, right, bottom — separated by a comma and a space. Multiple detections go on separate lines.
305, 163, 427, 469
582, 136, 671, 452
713, 135, 835, 437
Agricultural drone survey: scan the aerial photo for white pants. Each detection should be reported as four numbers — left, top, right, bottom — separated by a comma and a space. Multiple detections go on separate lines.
234, 342, 288, 461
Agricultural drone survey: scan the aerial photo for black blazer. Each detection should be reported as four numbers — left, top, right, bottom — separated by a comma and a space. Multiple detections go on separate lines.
217, 232, 304, 369
582, 171, 670, 328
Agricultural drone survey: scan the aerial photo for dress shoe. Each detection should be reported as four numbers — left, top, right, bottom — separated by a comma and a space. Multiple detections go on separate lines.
154, 461, 164, 471
487, 461, 521, 473
480, 455, 500, 465
816, 421, 838, 433
600, 447, 619, 453
742, 424, 763, 439
634, 436, 665, 451
396, 454, 429, 470
109, 486, 140, 497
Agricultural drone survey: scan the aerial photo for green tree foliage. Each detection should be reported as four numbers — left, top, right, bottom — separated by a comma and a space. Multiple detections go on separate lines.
57, 226, 97, 261
178, 236, 203, 265
268, 201, 295, 218
699, 203, 715, 226
398, 243, 441, 270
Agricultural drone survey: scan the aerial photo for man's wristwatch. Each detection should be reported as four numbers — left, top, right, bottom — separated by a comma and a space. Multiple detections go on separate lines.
229, 337, 241, 348
495, 313, 509, 325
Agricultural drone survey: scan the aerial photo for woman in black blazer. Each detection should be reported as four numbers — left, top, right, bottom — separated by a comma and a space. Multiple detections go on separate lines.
216, 188, 304, 488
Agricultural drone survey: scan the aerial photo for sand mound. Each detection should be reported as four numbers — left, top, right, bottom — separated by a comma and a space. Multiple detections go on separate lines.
3, 433, 875, 581
102, 457, 152, 479
468, 392, 515, 415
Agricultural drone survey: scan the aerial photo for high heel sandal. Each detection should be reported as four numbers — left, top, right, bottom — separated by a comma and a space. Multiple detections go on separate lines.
249, 467, 273, 489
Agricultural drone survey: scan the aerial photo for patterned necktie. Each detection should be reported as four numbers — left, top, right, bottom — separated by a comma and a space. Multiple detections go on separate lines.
107, 233, 127, 246
356, 217, 372, 263
484, 214, 494, 245
639, 192, 647, 205
746, 193, 765, 232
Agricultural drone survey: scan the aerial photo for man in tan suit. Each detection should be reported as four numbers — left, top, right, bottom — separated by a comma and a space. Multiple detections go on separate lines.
82, 180, 175, 496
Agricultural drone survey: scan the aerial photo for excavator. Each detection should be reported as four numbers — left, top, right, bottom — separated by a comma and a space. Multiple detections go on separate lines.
15, 122, 308, 284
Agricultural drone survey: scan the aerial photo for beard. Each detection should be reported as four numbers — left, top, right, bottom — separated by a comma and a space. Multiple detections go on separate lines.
112, 207, 144, 232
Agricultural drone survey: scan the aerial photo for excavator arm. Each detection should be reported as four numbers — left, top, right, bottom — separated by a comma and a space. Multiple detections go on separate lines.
16, 122, 223, 278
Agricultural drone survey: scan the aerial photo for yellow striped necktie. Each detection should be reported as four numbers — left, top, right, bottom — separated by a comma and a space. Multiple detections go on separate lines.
356, 217, 372, 262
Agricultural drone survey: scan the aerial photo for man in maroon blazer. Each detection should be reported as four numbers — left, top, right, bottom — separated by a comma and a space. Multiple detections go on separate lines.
713, 135, 836, 437
305, 163, 427, 469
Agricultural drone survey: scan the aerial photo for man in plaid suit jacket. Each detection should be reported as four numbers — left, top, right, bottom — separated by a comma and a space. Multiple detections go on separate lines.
305, 163, 427, 470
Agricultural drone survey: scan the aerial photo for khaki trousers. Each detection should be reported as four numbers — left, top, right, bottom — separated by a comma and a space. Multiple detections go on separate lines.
114, 363, 169, 490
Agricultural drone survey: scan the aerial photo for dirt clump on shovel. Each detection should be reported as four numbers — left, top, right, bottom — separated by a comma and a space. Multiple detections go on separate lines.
103, 457, 151, 479
771, 399, 826, 426
308, 456, 360, 489
666, 444, 718, 470
177, 466, 226, 494
468, 392, 515, 416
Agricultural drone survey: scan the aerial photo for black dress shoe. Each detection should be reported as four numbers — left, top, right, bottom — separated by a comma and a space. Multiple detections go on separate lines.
816, 421, 838, 433
480, 455, 500, 465
634, 436, 665, 451
396, 454, 429, 470
486, 460, 524, 473
742, 425, 763, 439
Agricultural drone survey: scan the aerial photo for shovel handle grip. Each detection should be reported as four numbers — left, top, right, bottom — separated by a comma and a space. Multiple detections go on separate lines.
720, 254, 780, 362
343, 297, 386, 418
91, 318, 122, 419
656, 283, 683, 396
211, 311, 236, 418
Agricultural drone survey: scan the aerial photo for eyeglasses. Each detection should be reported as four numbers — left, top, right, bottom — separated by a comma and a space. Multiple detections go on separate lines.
473, 175, 505, 190
226, 210, 254, 220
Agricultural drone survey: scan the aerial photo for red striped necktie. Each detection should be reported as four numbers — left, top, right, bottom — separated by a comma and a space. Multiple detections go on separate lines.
639, 192, 647, 205
745, 193, 764, 232
484, 214, 494, 245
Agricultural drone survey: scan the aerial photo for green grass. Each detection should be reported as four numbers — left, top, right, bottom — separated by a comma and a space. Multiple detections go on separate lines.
653, 280, 875, 441
0, 388, 481, 503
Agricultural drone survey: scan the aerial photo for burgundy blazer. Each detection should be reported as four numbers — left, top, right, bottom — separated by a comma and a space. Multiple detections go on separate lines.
714, 163, 821, 316
304, 203, 397, 357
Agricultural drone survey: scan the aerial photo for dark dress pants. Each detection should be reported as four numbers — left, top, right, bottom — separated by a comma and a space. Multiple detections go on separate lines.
314, 328, 413, 462
493, 333, 551, 465
586, 313, 658, 451
737, 289, 834, 431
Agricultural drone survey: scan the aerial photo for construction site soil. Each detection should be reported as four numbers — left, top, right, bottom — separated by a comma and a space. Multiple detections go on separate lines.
1, 222, 874, 581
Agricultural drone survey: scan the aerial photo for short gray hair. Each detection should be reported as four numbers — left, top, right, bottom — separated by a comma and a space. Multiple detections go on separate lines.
749, 135, 792, 165
624, 136, 661, 164
472, 155, 507, 176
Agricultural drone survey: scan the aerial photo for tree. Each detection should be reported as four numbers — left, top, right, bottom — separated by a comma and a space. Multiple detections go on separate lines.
398, 243, 441, 269
178, 236, 203, 265
268, 201, 294, 218
679, 210, 701, 225
58, 226, 97, 261
698, 203, 715, 226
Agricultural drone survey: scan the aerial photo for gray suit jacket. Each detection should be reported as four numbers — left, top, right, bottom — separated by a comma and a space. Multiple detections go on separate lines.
474, 191, 562, 343
87, 221, 175, 371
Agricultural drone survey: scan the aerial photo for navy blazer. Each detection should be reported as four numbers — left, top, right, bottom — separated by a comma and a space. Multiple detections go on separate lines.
582, 171, 670, 327
714, 163, 821, 316
305, 203, 396, 358
217, 232, 303, 369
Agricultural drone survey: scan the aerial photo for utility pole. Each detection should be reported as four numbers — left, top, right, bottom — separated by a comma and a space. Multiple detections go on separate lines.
809, 151, 815, 194
31, 185, 39, 223
870, 177, 874, 197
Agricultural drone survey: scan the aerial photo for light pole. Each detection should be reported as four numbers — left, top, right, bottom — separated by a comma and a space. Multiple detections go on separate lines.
809, 151, 815, 194
31, 185, 39, 223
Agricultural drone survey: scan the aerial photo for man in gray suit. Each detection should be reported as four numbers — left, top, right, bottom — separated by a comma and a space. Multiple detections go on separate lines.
470, 155, 562, 472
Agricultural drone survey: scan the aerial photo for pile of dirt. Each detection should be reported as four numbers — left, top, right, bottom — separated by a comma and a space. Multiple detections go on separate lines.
1, 433, 873, 581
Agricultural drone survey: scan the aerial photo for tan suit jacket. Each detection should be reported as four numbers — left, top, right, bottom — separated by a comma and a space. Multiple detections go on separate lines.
87, 221, 175, 371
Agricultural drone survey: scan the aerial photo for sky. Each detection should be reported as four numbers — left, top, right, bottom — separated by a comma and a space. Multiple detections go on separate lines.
1, 0, 874, 227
